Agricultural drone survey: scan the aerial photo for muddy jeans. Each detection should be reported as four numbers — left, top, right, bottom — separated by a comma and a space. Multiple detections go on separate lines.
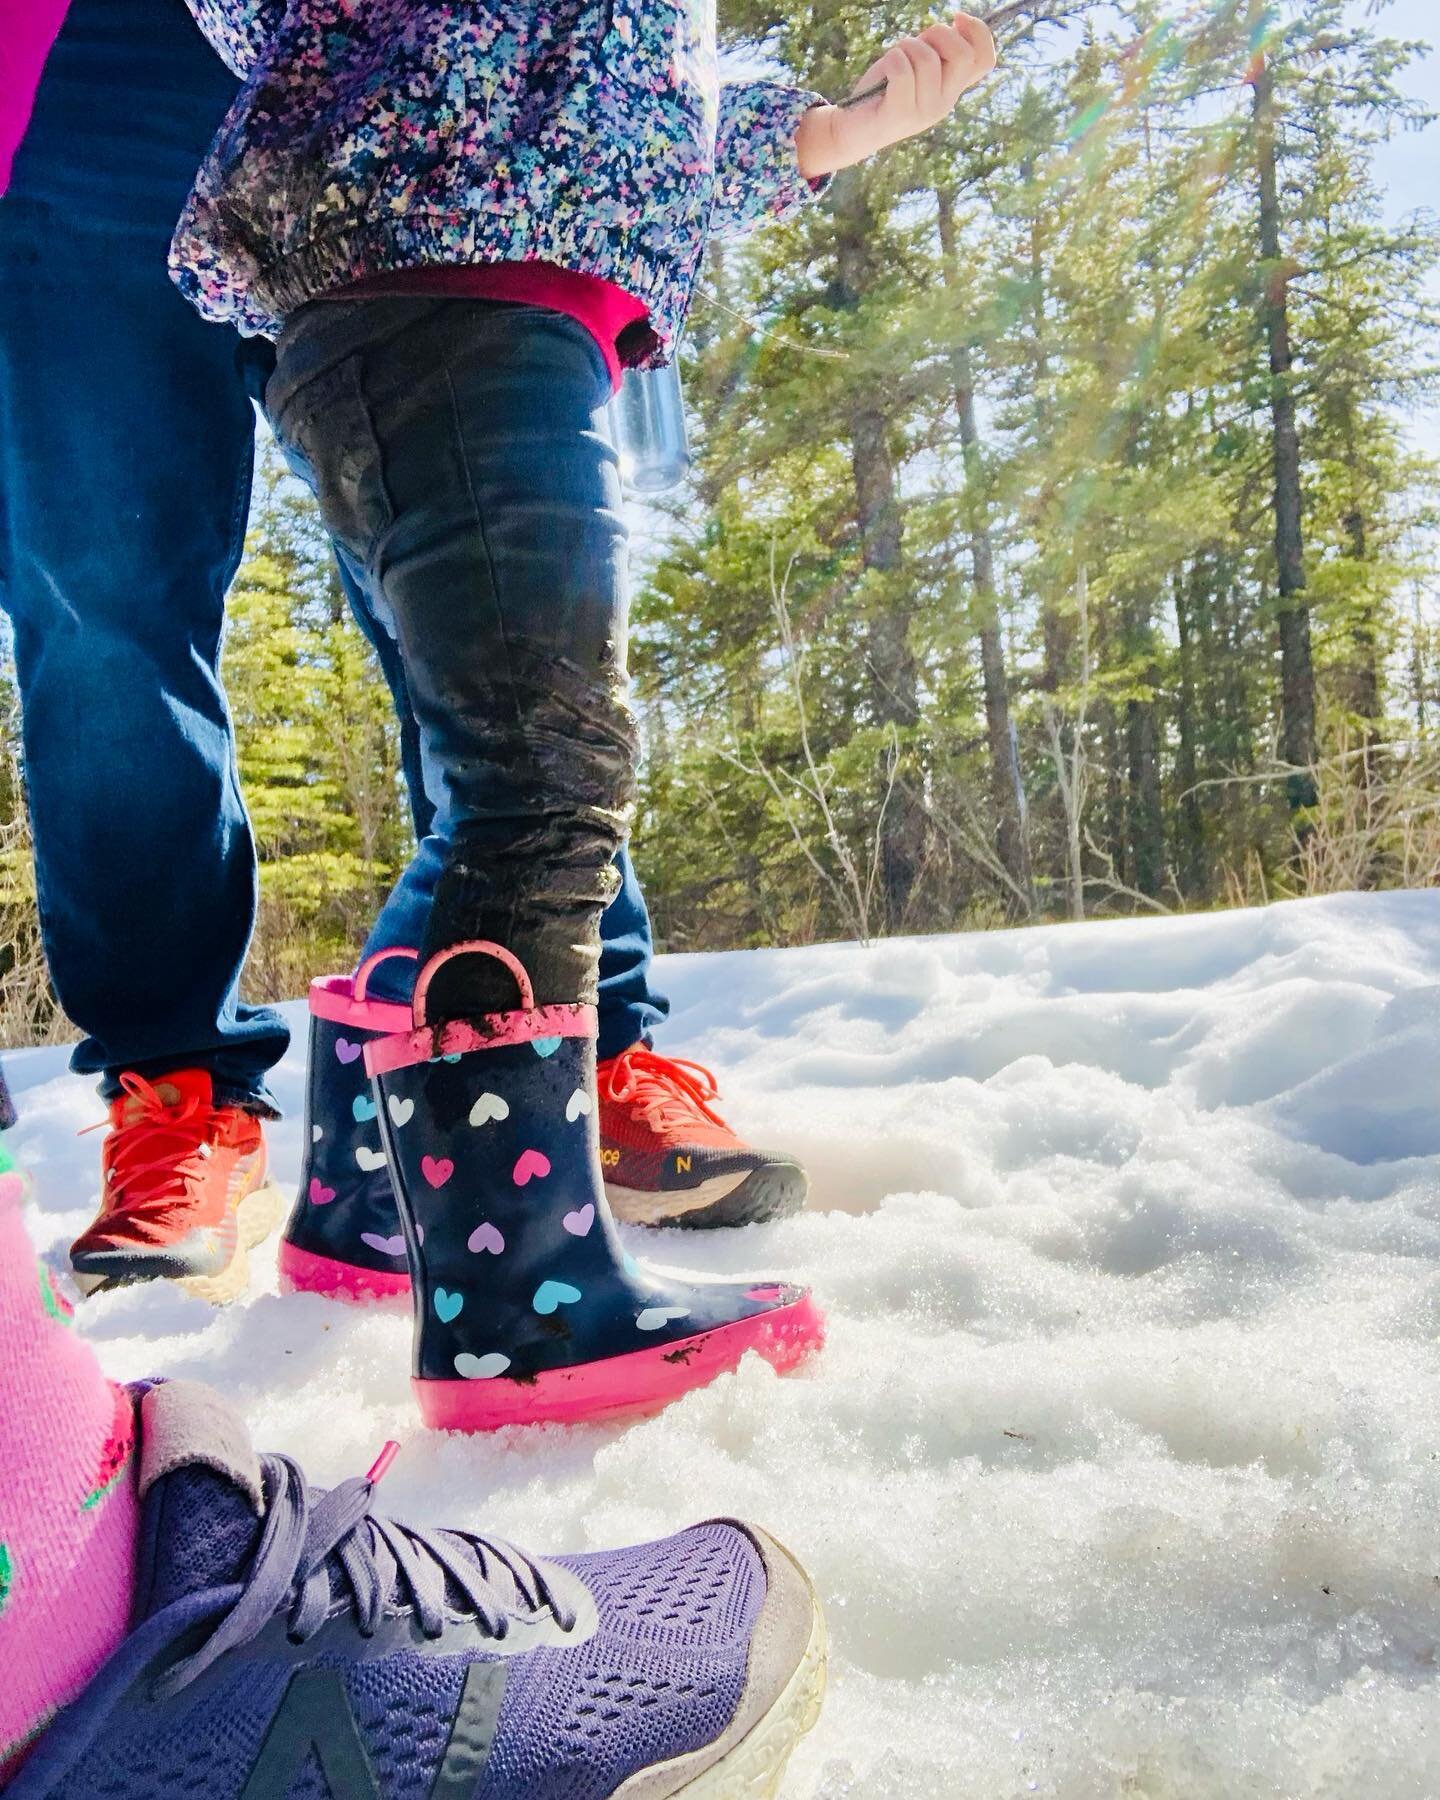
266, 296, 639, 1019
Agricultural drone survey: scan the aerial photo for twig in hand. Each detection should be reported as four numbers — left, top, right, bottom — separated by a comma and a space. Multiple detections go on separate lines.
836, 80, 889, 110
981, 0, 1052, 27
838, 1, 1058, 109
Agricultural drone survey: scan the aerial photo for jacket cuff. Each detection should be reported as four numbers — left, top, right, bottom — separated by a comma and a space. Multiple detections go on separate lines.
713, 80, 831, 240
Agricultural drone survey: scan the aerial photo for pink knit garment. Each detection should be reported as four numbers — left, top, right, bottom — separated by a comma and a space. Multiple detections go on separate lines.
0, 0, 72, 195
0, 1150, 138, 1771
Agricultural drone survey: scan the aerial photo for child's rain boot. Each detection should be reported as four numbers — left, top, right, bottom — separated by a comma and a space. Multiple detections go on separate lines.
368, 942, 825, 1431
278, 948, 418, 1301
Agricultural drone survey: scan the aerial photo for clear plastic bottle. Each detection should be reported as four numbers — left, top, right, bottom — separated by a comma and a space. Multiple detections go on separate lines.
612, 362, 690, 496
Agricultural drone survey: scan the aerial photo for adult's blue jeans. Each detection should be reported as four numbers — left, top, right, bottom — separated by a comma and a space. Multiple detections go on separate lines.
0, 0, 666, 1097
0, 0, 285, 1105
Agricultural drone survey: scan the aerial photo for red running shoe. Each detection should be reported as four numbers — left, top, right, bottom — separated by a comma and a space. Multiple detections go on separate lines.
69, 1070, 281, 1304
597, 1045, 809, 1229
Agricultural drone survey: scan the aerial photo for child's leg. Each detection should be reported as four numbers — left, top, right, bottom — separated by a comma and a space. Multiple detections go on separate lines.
0, 1132, 139, 1770
267, 297, 633, 1302
267, 298, 821, 1426
268, 296, 636, 1018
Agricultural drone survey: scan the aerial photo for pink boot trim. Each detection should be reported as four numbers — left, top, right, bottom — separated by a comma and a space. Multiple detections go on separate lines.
415, 1294, 826, 1432
308, 946, 423, 1030
363, 939, 595, 1074
308, 976, 413, 1035
277, 1239, 411, 1303
365, 1003, 596, 1076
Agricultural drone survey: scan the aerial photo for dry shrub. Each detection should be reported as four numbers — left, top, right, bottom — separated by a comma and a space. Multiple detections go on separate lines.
0, 812, 74, 1049
1222, 739, 1440, 906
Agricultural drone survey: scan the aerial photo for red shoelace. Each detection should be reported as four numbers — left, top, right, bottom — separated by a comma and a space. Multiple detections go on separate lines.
82, 1072, 218, 1219
598, 1046, 728, 1136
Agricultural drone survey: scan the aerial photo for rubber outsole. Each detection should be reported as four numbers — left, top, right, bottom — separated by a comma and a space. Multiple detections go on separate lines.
277, 1237, 411, 1302
416, 1294, 826, 1432
607, 1161, 810, 1231
182, 1181, 284, 1304
674, 1569, 827, 1798
70, 1182, 283, 1306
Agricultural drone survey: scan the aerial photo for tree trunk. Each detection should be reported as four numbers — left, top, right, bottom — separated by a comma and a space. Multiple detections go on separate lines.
1342, 503, 1382, 741
1101, 706, 1126, 888
1123, 586, 1165, 901
1022, 171, 1069, 698
1217, 568, 1254, 771
849, 399, 925, 927
835, 169, 927, 931
1126, 695, 1164, 898
1252, 39, 1317, 810
935, 187, 1033, 911
1173, 570, 1205, 897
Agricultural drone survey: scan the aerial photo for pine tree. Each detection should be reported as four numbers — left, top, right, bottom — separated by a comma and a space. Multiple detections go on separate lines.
222, 440, 409, 995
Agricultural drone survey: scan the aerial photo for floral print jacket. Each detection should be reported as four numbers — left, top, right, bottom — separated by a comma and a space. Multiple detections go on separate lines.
172, 0, 827, 360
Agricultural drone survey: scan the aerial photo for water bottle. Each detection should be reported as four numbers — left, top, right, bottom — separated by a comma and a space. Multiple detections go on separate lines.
612, 361, 690, 495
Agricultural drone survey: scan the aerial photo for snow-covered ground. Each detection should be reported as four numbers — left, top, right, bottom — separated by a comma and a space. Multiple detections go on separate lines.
9, 891, 1440, 1797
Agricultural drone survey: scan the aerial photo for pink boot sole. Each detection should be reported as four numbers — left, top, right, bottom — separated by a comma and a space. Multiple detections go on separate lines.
277, 1239, 411, 1303
416, 1294, 826, 1432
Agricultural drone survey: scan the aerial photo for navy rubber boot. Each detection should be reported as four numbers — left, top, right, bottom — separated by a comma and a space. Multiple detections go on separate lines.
366, 943, 826, 1431
279, 950, 417, 1301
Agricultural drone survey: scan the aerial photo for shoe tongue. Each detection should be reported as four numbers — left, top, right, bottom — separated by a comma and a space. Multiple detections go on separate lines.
114, 1067, 214, 1128
133, 1381, 268, 1617
132, 1385, 537, 1631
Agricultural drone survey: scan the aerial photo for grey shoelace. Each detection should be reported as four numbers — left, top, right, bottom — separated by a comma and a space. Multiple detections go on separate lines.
154, 1448, 577, 1700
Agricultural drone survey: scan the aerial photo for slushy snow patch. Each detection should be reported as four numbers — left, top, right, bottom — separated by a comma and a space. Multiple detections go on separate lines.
8, 891, 1440, 1798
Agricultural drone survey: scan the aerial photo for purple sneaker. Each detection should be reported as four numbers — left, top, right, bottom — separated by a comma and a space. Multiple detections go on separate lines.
7, 1382, 826, 1800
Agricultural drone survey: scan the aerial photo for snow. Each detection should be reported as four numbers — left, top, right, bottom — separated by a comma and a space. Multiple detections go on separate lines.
8, 889, 1440, 1797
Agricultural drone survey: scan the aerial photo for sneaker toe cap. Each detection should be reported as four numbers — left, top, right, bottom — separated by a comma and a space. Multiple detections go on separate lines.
606, 1522, 824, 1798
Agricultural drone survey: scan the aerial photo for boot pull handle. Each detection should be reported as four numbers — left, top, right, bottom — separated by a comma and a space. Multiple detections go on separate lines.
411, 941, 537, 1028
353, 946, 420, 1005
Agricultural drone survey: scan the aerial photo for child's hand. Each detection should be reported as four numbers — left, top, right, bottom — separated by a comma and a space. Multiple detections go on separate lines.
794, 14, 997, 180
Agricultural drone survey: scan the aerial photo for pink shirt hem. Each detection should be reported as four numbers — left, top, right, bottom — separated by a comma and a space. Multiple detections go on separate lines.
333, 261, 649, 390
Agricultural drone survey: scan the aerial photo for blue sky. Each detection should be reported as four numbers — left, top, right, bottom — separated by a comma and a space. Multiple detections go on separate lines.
1367, 0, 1438, 220
725, 1, 1438, 478
1363, 0, 1438, 454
